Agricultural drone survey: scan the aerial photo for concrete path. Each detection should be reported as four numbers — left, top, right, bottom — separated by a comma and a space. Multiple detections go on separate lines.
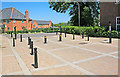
0, 33, 119, 76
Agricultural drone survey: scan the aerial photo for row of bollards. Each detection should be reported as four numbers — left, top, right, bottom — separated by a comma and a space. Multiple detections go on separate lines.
28, 37, 38, 68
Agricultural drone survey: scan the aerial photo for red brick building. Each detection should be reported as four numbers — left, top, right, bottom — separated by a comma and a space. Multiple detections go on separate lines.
0, 7, 52, 31
100, 1, 120, 30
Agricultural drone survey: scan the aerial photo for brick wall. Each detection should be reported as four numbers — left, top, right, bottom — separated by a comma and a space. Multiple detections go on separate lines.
4, 20, 32, 31
32, 20, 52, 29
100, 2, 120, 29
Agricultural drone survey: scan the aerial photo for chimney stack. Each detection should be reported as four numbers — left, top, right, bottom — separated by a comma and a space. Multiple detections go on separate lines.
25, 10, 29, 22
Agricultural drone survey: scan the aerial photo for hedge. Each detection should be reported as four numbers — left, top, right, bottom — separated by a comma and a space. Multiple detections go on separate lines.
5, 26, 119, 38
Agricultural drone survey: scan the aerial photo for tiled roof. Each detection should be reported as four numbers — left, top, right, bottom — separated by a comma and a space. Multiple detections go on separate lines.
0, 7, 32, 20
32, 20, 51, 25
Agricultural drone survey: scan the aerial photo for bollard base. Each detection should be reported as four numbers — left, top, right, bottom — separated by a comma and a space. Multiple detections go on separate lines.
30, 53, 33, 55
32, 64, 38, 68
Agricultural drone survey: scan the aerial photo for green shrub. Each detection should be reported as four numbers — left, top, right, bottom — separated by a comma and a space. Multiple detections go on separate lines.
5, 26, 119, 38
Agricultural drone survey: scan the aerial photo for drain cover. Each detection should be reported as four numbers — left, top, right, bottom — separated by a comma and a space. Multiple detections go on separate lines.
79, 42, 87, 44
2, 47, 6, 48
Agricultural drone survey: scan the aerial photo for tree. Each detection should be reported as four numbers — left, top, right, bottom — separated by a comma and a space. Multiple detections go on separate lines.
49, 1, 100, 26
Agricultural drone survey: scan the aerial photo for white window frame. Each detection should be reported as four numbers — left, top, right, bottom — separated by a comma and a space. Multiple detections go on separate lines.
116, 17, 120, 30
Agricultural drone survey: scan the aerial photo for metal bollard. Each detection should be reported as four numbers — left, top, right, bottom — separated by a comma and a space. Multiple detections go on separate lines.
109, 22, 112, 43
14, 26, 17, 39
11, 32, 13, 38
65, 32, 66, 37
30, 41, 33, 55
30, 40, 32, 49
29, 39, 31, 49
34, 48, 38, 68
59, 34, 62, 41
28, 37, 30, 45
56, 31, 58, 35
13, 38, 15, 47
20, 34, 22, 42
73, 33, 75, 40
109, 31, 112, 43
82, 32, 84, 39
44, 36, 47, 44
88, 35, 89, 41
15, 33, 17, 39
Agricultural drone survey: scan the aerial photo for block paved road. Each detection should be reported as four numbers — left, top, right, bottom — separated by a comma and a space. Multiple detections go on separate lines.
0, 33, 119, 76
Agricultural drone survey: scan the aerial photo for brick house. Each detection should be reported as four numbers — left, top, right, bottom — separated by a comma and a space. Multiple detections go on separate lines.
100, 1, 120, 30
0, 7, 52, 31
32, 20, 52, 29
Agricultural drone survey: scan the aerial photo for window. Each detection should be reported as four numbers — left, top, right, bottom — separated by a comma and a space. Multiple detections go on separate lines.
22, 20, 24, 23
33, 25, 35, 26
116, 17, 120, 31
7, 27, 10, 31
29, 27, 30, 30
13, 20, 15, 23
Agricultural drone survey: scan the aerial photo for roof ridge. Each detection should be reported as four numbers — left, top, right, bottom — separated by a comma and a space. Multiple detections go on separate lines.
13, 8, 25, 17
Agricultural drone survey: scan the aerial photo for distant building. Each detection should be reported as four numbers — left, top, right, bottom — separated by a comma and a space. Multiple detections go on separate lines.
100, 1, 120, 30
32, 20, 52, 29
0, 7, 52, 32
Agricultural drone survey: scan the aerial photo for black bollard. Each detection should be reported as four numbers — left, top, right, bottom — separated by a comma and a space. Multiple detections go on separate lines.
11, 32, 13, 38
13, 38, 15, 47
20, 34, 22, 42
82, 32, 84, 39
88, 35, 89, 41
34, 48, 38, 68
28, 37, 30, 45
44, 36, 47, 44
29, 39, 31, 49
59, 34, 62, 41
73, 33, 75, 40
65, 31, 66, 37
56, 31, 58, 35
30, 40, 32, 49
109, 21, 112, 43
14, 26, 17, 39
30, 41, 33, 55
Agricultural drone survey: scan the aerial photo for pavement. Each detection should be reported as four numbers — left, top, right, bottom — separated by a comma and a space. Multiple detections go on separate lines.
0, 33, 119, 76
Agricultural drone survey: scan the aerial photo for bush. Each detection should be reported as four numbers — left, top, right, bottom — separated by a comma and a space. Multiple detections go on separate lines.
5, 26, 119, 38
